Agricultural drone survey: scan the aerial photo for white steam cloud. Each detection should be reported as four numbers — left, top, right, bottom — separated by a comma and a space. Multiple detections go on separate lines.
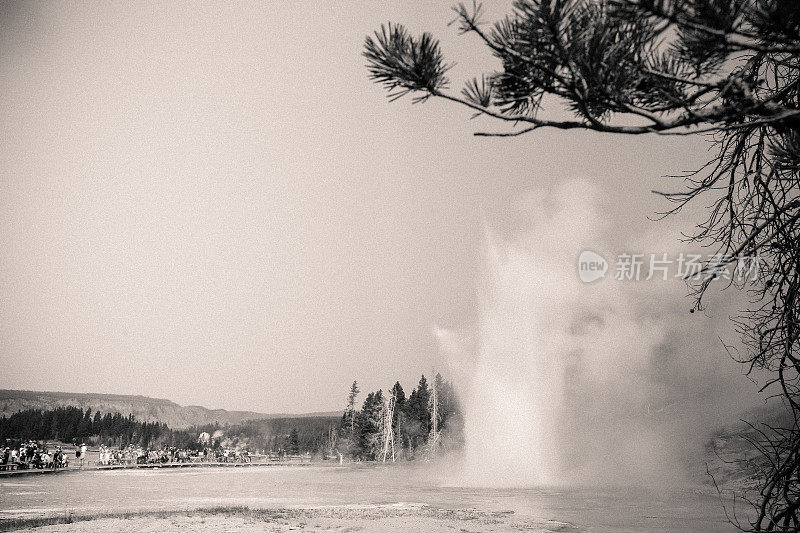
444, 179, 760, 488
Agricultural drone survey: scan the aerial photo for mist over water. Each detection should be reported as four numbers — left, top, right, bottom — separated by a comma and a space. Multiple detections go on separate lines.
449, 180, 759, 488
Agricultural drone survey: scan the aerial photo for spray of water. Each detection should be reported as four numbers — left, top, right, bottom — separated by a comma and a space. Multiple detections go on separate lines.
448, 180, 758, 488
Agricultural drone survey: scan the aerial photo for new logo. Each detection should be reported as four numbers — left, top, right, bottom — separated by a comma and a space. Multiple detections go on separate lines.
578, 250, 608, 283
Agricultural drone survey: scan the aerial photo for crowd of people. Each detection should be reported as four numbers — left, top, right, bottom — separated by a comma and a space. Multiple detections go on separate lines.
0, 441, 69, 470
0, 439, 272, 472
95, 444, 253, 465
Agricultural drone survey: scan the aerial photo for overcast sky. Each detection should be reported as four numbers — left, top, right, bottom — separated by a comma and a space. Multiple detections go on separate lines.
0, 1, 756, 414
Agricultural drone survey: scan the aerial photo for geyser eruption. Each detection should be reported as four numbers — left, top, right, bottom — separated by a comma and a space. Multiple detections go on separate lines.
463, 235, 566, 485
455, 180, 757, 487
461, 182, 601, 486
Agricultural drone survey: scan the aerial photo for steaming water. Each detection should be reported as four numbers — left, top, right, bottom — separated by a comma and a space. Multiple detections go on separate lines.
456, 182, 739, 487
463, 239, 565, 485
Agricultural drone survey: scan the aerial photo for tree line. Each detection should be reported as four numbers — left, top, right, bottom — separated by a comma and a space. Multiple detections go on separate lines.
0, 406, 199, 449
335, 373, 461, 461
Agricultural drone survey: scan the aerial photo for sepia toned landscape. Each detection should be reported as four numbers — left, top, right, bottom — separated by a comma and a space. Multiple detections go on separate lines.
2, 0, 799, 531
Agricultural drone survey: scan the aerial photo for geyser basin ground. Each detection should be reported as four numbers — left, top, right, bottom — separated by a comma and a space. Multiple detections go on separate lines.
0, 463, 736, 532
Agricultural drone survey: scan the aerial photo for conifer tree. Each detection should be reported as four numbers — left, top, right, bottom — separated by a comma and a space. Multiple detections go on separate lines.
344, 380, 360, 438
390, 381, 407, 451
357, 390, 385, 459
288, 428, 300, 455
403, 375, 432, 450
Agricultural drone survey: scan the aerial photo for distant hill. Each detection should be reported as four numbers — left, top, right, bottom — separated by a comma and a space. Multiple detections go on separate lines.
0, 390, 339, 429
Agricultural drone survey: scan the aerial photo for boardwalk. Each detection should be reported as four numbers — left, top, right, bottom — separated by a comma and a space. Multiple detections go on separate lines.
0, 457, 313, 477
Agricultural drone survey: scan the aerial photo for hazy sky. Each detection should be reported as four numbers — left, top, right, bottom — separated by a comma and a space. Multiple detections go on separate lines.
0, 1, 752, 413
